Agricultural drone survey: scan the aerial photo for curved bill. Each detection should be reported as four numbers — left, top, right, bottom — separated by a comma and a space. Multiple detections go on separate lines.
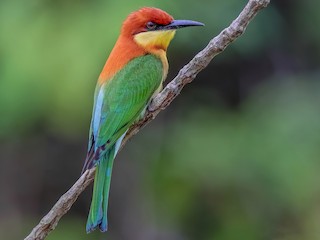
163, 19, 205, 30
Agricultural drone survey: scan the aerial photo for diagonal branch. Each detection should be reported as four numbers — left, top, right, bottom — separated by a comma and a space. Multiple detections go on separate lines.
24, 0, 270, 239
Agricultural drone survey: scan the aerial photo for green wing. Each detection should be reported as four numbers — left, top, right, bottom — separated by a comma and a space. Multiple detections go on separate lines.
83, 54, 163, 170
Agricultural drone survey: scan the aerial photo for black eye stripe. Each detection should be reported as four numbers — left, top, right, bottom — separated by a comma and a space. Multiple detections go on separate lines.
145, 21, 170, 32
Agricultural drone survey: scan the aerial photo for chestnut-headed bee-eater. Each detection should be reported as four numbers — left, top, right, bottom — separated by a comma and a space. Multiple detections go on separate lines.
82, 7, 204, 233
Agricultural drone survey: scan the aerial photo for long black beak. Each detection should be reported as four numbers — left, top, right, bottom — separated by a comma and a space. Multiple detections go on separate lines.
163, 19, 204, 30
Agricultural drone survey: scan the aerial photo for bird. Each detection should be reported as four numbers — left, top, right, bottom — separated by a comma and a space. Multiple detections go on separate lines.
82, 7, 204, 233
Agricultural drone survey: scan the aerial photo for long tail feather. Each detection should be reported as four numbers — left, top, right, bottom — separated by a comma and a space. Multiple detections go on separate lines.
101, 153, 115, 230
86, 146, 115, 233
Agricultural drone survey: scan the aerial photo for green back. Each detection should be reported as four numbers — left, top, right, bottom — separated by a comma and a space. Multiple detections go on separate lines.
87, 54, 163, 166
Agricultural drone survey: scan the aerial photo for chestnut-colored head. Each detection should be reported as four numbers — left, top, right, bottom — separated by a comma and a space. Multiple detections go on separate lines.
121, 7, 204, 52
122, 7, 174, 36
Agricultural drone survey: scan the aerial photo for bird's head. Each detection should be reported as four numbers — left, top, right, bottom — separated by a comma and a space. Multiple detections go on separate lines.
121, 7, 204, 52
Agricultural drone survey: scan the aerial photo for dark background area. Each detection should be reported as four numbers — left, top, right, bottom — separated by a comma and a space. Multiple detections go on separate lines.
1, 0, 320, 239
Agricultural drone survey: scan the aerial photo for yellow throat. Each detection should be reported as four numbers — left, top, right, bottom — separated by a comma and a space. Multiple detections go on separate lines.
134, 30, 176, 52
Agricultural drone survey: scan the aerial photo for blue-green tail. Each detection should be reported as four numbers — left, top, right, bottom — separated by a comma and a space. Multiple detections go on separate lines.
86, 146, 115, 233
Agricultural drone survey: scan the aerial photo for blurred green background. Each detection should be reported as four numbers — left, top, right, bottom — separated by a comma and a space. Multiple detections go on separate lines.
1, 0, 320, 239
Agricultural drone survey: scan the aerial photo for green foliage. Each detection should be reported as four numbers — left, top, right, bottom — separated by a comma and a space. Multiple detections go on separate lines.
152, 77, 320, 239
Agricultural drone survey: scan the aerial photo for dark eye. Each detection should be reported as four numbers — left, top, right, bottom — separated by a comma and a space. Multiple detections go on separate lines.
146, 21, 157, 30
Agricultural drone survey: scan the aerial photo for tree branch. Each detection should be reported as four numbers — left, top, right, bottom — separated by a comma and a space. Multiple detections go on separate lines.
24, 0, 270, 239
